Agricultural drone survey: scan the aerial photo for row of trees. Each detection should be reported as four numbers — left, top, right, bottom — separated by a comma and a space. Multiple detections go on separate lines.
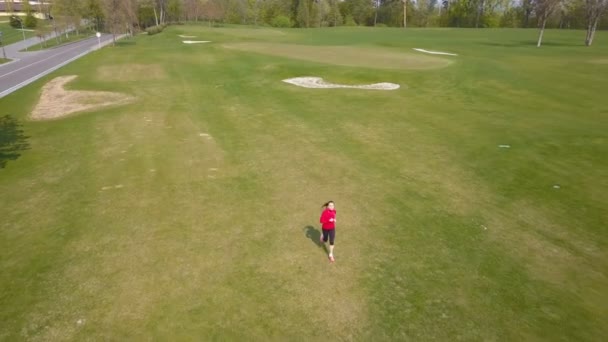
10, 0, 606, 46
170, 0, 607, 31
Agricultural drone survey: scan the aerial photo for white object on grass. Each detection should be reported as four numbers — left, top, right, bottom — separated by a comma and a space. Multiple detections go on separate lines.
183, 40, 211, 44
553, 185, 560, 189
283, 77, 400, 90
413, 48, 458, 56
498, 144, 511, 148
178, 35, 197, 38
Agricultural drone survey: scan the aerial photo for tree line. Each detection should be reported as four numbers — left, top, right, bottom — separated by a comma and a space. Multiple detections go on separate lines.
17, 0, 607, 46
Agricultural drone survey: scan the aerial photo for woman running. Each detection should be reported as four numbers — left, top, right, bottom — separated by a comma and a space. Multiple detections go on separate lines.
319, 201, 337, 262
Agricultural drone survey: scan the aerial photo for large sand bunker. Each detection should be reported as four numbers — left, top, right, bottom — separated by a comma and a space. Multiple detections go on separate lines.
283, 77, 400, 90
31, 76, 135, 120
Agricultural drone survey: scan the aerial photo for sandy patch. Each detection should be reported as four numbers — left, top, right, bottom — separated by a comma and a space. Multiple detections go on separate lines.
283, 77, 400, 90
199, 133, 213, 140
178, 35, 197, 38
31, 76, 135, 120
589, 59, 608, 64
224, 43, 452, 70
213, 28, 286, 38
97, 64, 167, 81
183, 40, 211, 44
101, 184, 124, 190
413, 48, 458, 56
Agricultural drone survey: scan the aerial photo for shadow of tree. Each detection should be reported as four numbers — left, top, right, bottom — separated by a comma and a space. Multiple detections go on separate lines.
0, 115, 30, 169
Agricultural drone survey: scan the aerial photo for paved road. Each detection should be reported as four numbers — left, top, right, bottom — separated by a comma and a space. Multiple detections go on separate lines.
0, 33, 117, 98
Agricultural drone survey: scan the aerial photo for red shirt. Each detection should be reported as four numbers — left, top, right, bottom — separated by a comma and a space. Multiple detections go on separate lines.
320, 209, 336, 229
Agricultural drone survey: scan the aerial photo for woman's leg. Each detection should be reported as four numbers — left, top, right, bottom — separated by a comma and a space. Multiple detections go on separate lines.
328, 229, 335, 260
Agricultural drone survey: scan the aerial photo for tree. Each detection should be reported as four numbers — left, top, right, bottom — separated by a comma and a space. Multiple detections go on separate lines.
346, 0, 374, 25
584, 0, 608, 45
22, 1, 39, 28
101, 0, 137, 44
4, 0, 15, 14
54, 0, 85, 35
24, 13, 38, 28
403, 0, 407, 27
202, 0, 226, 24
167, 0, 183, 22
475, 0, 485, 27
328, 0, 343, 26
535, 0, 562, 47
522, 0, 534, 26
297, 0, 311, 27
83, 0, 104, 32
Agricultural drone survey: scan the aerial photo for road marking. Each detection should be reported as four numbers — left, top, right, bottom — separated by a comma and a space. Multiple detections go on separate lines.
0, 38, 99, 79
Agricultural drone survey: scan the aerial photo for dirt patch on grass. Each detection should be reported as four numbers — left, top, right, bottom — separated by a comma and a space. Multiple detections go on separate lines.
30, 76, 135, 120
224, 43, 452, 70
589, 59, 608, 65
97, 64, 167, 81
213, 28, 286, 38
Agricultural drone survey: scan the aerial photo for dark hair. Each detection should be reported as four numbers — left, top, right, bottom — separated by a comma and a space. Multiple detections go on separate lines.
321, 201, 334, 209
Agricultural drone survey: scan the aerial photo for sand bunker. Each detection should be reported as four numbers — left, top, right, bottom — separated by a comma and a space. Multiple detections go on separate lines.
413, 48, 458, 56
183, 41, 211, 44
31, 76, 135, 120
283, 77, 400, 90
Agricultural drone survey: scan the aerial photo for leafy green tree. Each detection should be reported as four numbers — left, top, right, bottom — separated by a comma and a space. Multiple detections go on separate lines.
584, 0, 608, 45
297, 0, 310, 27
167, 0, 183, 22
328, 0, 343, 26
535, 0, 562, 47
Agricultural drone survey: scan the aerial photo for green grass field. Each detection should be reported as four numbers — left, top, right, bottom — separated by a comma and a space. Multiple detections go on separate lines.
1, 26, 607, 340
24, 30, 96, 52
0, 22, 35, 46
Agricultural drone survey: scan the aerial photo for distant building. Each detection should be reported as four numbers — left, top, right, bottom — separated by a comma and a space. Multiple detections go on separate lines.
0, 1, 50, 20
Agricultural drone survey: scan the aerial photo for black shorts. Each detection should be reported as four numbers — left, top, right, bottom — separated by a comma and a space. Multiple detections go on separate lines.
322, 228, 335, 245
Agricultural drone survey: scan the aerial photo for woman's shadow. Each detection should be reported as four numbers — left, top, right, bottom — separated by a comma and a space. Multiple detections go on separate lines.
304, 225, 328, 254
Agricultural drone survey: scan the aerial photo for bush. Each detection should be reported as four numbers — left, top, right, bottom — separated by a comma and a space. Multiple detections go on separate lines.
24, 13, 38, 29
344, 15, 357, 27
271, 15, 293, 28
9, 16, 21, 29
145, 24, 165, 35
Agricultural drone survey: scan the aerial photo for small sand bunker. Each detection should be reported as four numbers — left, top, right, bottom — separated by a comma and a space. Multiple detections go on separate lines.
183, 40, 211, 44
178, 35, 197, 38
413, 48, 458, 56
283, 77, 400, 90
31, 76, 135, 120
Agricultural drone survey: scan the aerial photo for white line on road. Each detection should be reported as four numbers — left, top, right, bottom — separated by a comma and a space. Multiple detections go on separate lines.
0, 49, 92, 98
0, 38, 98, 79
